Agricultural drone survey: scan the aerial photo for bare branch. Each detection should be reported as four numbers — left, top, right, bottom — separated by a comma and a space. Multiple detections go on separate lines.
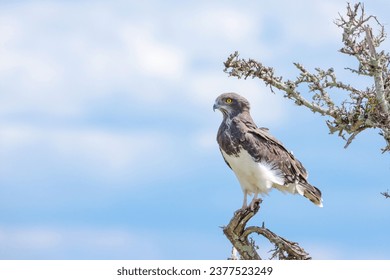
381, 190, 390, 199
224, 2, 390, 153
222, 199, 311, 260
364, 25, 389, 114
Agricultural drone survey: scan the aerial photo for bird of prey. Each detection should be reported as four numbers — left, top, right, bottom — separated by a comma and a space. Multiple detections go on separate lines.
213, 92, 323, 210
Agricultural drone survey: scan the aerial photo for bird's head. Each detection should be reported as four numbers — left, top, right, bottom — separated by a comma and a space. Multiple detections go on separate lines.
213, 92, 250, 118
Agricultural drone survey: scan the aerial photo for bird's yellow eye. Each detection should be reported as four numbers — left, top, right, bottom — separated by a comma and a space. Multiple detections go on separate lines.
226, 98, 233, 104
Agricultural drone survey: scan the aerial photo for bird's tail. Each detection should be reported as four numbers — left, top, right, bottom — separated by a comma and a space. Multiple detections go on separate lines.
297, 182, 323, 207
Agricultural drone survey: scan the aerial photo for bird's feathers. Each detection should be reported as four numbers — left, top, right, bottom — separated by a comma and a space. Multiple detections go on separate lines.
214, 92, 323, 208
221, 148, 285, 195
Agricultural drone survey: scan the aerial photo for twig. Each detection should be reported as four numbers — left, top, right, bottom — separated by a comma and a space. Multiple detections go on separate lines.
364, 25, 389, 114
381, 190, 390, 199
223, 2, 390, 153
222, 199, 311, 260
222, 200, 262, 260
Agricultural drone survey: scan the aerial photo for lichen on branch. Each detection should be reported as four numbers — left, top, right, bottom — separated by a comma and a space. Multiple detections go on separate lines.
224, 2, 390, 153
223, 200, 311, 260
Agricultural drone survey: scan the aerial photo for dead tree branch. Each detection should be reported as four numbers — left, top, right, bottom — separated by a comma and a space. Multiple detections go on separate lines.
381, 190, 390, 199
224, 2, 390, 153
222, 199, 311, 260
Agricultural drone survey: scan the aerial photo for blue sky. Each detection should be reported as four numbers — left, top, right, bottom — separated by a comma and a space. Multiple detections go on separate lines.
0, 0, 389, 259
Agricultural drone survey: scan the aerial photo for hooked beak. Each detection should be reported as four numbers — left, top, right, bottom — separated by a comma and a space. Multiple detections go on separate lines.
213, 103, 220, 112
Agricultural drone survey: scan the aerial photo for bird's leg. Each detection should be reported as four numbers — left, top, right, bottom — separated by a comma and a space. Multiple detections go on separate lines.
249, 192, 259, 211
234, 191, 248, 215
241, 190, 248, 209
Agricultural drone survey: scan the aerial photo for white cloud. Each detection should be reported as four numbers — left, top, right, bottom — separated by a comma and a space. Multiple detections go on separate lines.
0, 0, 389, 261
0, 15, 21, 46
0, 123, 38, 152
0, 0, 350, 180
305, 242, 345, 260
121, 25, 187, 80
0, 122, 174, 181
0, 225, 232, 259
193, 7, 258, 42
51, 128, 146, 172
0, 1, 190, 119
0, 226, 161, 259
8, 228, 62, 251
194, 130, 218, 151
260, 1, 344, 47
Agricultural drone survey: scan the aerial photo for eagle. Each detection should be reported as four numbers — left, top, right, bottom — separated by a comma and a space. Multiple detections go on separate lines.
213, 92, 323, 210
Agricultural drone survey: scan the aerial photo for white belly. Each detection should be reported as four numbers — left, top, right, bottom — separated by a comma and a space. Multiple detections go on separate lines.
222, 148, 285, 195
